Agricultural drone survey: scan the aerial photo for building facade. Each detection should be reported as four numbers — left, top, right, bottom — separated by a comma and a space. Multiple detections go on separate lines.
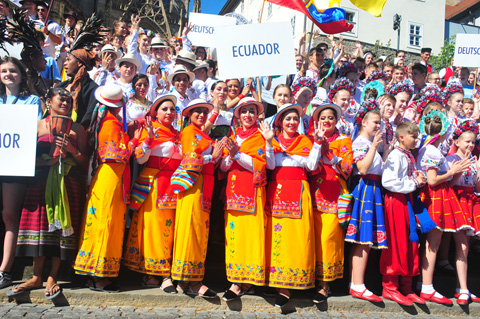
220, 0, 446, 56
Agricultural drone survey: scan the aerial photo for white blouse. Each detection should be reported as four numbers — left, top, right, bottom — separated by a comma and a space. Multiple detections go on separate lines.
274, 141, 322, 172
446, 154, 478, 187
352, 135, 383, 176
417, 144, 449, 176
382, 148, 419, 194
220, 135, 275, 173
137, 141, 182, 165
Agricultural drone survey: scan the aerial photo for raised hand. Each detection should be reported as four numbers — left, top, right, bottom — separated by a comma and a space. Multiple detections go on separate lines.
131, 14, 141, 31
226, 138, 239, 159
145, 116, 154, 139
313, 121, 326, 143
212, 136, 228, 160
258, 120, 274, 142
183, 23, 195, 37
372, 130, 383, 149
102, 53, 113, 70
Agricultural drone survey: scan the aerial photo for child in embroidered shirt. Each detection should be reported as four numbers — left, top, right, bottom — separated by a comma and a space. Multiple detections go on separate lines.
417, 110, 474, 305
446, 120, 480, 305
378, 94, 396, 155
381, 122, 428, 306
347, 101, 386, 303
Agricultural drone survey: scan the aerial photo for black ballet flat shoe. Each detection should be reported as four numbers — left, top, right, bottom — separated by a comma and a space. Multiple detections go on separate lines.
161, 284, 178, 294
222, 289, 243, 301
313, 291, 328, 303
201, 288, 218, 299
275, 294, 290, 308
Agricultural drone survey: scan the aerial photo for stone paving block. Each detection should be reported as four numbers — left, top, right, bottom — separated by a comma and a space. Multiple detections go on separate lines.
285, 312, 302, 319
314, 312, 330, 319
271, 313, 288, 319
61, 315, 81, 319
326, 312, 344, 318
42, 314, 63, 319
299, 311, 318, 318
241, 311, 257, 319
255, 311, 273, 319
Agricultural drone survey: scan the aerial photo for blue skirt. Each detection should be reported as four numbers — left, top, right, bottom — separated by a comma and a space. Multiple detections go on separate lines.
345, 177, 387, 249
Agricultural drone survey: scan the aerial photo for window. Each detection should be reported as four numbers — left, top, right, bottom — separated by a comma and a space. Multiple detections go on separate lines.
267, 2, 273, 17
342, 9, 358, 37
408, 22, 423, 47
291, 16, 296, 36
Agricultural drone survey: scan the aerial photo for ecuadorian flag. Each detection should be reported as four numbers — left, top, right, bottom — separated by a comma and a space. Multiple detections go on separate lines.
266, 0, 353, 34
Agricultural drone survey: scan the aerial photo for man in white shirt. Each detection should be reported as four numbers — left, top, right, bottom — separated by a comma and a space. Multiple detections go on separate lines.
189, 60, 208, 100
94, 44, 121, 86
35, 1, 62, 58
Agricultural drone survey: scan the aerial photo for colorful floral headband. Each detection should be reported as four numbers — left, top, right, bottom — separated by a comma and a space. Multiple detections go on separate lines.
443, 81, 464, 101
387, 80, 414, 97
291, 76, 318, 97
139, 28, 156, 38
328, 77, 354, 102
338, 62, 358, 78
366, 70, 389, 84
355, 98, 379, 125
414, 85, 445, 114
418, 109, 449, 136
452, 120, 479, 139
360, 80, 385, 103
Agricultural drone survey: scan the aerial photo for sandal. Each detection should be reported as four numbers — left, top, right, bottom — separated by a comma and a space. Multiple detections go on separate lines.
89, 278, 120, 293
45, 283, 62, 300
275, 289, 290, 308
6, 284, 43, 297
185, 282, 217, 299
222, 284, 244, 301
160, 277, 177, 294
313, 287, 329, 304
141, 275, 161, 288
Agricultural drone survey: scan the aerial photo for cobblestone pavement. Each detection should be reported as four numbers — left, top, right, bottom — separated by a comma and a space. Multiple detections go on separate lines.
0, 304, 476, 319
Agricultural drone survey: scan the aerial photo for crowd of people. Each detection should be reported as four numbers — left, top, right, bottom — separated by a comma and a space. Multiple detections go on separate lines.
0, 0, 480, 310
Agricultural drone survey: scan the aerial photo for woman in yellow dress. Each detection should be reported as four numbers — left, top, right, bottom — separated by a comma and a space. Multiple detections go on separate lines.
219, 98, 275, 301
74, 84, 141, 292
307, 103, 353, 303
171, 99, 226, 298
123, 94, 181, 293
266, 103, 324, 308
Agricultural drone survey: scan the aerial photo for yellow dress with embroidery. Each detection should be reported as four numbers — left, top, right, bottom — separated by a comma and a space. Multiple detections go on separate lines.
123, 124, 180, 276
171, 125, 214, 281
74, 112, 132, 277
309, 135, 353, 282
223, 129, 269, 286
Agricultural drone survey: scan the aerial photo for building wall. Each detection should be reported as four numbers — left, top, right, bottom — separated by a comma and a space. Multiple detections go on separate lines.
225, 0, 445, 55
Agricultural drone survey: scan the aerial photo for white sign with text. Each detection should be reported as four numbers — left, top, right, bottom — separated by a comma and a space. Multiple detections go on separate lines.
188, 12, 237, 47
454, 34, 480, 68
0, 104, 38, 176
215, 22, 296, 79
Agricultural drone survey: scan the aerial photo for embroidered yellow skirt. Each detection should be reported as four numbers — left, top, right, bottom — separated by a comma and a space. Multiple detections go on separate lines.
123, 167, 176, 276
266, 181, 315, 289
225, 187, 267, 286
314, 212, 344, 281
74, 163, 127, 277
171, 174, 210, 281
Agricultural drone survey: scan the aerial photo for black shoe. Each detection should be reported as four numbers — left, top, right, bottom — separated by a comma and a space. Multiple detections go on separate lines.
275, 294, 290, 308
202, 288, 217, 299
313, 291, 328, 303
222, 289, 242, 301
161, 285, 178, 294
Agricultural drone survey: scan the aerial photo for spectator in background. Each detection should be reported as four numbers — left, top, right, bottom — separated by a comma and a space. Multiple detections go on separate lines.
411, 63, 428, 94
20, 0, 36, 20
0, 0, 9, 19
57, 11, 78, 73
34, 1, 62, 59
439, 57, 455, 83
113, 20, 128, 37
364, 51, 374, 65
427, 72, 441, 88
420, 48, 434, 73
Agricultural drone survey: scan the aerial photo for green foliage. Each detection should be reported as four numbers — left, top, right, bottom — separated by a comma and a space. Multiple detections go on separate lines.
430, 36, 456, 71
374, 39, 393, 61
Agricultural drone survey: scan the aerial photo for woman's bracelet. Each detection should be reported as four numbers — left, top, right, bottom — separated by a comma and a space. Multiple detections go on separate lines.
237, 94, 245, 100
208, 111, 219, 124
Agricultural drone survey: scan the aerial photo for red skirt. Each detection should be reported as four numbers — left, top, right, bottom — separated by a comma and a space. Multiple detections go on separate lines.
380, 192, 419, 277
453, 186, 479, 236
419, 182, 473, 232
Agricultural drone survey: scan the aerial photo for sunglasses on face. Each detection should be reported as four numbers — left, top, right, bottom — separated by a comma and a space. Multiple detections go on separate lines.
37, 8, 47, 12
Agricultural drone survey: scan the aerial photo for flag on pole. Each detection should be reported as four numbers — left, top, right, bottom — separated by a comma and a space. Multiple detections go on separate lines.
266, 0, 353, 34
349, 0, 387, 17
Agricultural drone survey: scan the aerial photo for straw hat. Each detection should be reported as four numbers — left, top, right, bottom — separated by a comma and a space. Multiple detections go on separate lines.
94, 84, 125, 108
182, 99, 213, 117
193, 60, 209, 72
167, 65, 195, 84
273, 103, 303, 128
149, 94, 177, 119
234, 97, 264, 118
151, 37, 168, 49
175, 49, 198, 67
311, 103, 343, 122
101, 44, 121, 59
115, 53, 142, 71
